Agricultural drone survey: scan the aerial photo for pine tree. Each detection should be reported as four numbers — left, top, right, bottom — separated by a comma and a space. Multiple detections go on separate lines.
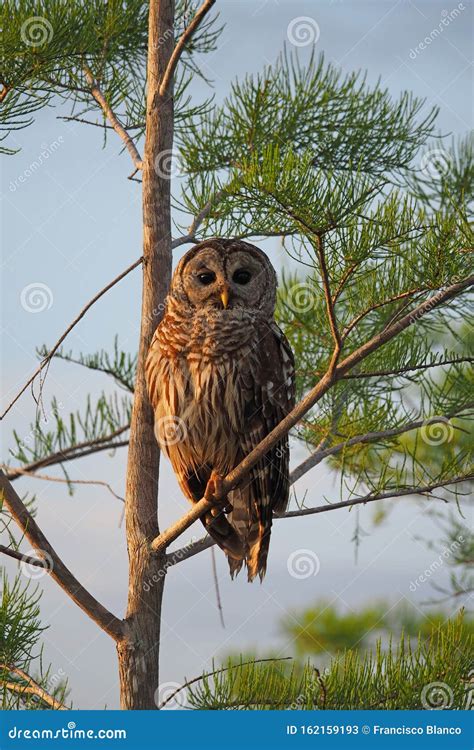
1, 1, 472, 709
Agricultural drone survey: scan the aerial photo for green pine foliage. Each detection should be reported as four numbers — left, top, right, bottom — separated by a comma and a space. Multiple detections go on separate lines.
0, 572, 69, 709
186, 614, 472, 710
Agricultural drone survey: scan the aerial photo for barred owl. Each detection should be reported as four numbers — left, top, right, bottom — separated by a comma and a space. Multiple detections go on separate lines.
146, 238, 295, 581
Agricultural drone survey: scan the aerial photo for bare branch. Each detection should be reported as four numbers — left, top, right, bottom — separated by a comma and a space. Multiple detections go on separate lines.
1, 259, 142, 420
5, 425, 130, 480
283, 475, 473, 518
290, 404, 473, 484
0, 544, 48, 568
342, 357, 474, 380
159, 0, 217, 98
83, 66, 143, 170
171, 189, 226, 249
0, 471, 125, 642
151, 274, 474, 553
1, 664, 68, 710
1, 466, 124, 503
168, 474, 473, 565
342, 287, 424, 339
157, 656, 292, 709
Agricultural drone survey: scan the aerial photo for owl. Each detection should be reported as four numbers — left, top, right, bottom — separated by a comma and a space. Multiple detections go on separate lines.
146, 238, 295, 581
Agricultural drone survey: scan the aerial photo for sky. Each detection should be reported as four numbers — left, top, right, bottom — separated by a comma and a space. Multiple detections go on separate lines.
1, 0, 472, 709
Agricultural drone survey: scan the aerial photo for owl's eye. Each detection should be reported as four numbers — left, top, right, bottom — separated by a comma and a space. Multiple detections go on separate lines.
232, 269, 251, 285
197, 272, 216, 285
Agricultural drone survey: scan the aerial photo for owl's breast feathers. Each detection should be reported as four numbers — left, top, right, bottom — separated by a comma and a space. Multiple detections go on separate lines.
145, 304, 295, 581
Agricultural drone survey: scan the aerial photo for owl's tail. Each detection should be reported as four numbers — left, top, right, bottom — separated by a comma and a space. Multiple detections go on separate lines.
227, 484, 273, 582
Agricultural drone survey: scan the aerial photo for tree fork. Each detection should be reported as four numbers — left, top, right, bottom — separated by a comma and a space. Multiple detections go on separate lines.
119, 0, 175, 710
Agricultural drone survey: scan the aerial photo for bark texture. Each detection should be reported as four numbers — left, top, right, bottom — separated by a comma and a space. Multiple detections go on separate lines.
118, 0, 175, 710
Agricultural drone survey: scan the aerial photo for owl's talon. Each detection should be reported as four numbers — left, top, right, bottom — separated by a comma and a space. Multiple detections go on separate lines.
204, 471, 225, 507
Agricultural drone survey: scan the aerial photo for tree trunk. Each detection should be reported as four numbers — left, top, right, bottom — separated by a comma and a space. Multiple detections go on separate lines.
118, 0, 175, 710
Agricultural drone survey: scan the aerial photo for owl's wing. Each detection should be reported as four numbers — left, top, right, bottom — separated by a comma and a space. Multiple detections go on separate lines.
230, 321, 295, 580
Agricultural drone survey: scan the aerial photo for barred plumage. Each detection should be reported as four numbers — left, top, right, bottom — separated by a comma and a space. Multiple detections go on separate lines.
146, 238, 295, 581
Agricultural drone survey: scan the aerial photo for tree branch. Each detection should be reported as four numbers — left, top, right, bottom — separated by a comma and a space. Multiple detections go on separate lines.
171, 188, 226, 249
290, 405, 473, 484
1, 467, 124, 503
342, 357, 474, 380
0, 544, 48, 568
83, 66, 143, 170
151, 274, 473, 553
1, 664, 68, 710
167, 474, 473, 566
0, 471, 125, 642
159, 0, 217, 98
314, 234, 341, 352
0, 258, 142, 421
5, 425, 130, 480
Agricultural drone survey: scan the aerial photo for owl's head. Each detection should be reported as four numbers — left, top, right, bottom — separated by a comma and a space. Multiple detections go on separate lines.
171, 238, 277, 316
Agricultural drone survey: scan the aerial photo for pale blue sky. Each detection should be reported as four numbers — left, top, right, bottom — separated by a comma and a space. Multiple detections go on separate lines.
1, 0, 472, 709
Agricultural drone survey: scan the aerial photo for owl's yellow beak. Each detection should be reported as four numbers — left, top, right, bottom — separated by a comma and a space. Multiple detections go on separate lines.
220, 287, 230, 309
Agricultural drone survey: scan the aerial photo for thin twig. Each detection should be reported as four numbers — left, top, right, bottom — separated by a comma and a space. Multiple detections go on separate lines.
0, 471, 125, 642
159, 0, 217, 97
314, 234, 341, 352
211, 546, 225, 628
0, 259, 142, 421
83, 66, 143, 170
150, 274, 474, 553
289, 405, 472, 484
1, 466, 124, 503
342, 357, 474, 380
171, 189, 226, 249
0, 664, 68, 710
158, 656, 292, 709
